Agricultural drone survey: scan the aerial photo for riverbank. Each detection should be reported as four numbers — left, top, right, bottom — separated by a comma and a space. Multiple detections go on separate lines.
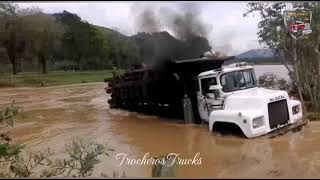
0, 70, 117, 88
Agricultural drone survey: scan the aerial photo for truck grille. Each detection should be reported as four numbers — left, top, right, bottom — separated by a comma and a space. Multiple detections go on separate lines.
268, 99, 289, 129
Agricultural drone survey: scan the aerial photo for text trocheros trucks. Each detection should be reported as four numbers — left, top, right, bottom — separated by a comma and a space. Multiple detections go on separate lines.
196, 62, 302, 138
106, 56, 303, 139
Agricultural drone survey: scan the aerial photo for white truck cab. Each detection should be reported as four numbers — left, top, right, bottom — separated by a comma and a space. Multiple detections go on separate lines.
196, 62, 303, 138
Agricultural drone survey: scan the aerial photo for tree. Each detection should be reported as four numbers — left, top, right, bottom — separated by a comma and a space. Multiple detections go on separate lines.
23, 11, 63, 74
53, 10, 81, 27
87, 27, 111, 68
58, 11, 111, 70
244, 2, 320, 111
0, 3, 26, 75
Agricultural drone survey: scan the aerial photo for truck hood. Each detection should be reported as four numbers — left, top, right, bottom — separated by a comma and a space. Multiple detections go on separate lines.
223, 87, 289, 110
227, 87, 284, 97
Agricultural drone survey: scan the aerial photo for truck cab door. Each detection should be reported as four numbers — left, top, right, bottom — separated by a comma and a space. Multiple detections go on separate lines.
197, 92, 210, 122
197, 76, 217, 122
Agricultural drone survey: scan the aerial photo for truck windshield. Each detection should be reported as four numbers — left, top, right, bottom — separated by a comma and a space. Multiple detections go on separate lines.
220, 69, 257, 93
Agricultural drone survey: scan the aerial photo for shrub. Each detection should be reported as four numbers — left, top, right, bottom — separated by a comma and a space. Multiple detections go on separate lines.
3, 138, 118, 178
51, 138, 106, 177
258, 72, 292, 91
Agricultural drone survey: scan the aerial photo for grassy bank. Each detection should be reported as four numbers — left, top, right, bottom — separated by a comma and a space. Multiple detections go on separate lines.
0, 70, 120, 88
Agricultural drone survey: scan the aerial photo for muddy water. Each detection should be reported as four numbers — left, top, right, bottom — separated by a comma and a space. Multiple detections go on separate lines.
1, 83, 320, 178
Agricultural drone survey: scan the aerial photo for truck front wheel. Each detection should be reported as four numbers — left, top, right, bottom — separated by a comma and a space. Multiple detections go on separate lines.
211, 122, 246, 138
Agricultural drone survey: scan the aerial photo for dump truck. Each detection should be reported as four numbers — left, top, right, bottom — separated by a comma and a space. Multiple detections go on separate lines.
105, 55, 304, 138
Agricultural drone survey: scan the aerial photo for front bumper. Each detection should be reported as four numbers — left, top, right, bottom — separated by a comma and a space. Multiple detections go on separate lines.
209, 108, 303, 139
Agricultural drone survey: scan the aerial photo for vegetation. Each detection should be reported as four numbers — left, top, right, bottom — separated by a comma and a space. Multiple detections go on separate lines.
25, 11, 63, 74
56, 11, 111, 71
258, 72, 291, 91
7, 138, 108, 178
49, 138, 106, 178
244, 2, 320, 112
3, 138, 120, 178
0, 2, 214, 78
0, 102, 24, 177
0, 3, 143, 76
0, 3, 28, 75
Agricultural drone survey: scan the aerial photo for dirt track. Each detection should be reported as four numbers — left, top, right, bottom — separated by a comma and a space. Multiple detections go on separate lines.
1, 82, 320, 178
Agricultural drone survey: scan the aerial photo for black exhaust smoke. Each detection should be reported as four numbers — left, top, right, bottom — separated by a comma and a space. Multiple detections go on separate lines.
130, 2, 212, 70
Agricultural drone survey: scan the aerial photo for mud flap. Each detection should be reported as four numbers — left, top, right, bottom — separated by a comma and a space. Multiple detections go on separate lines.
267, 118, 309, 138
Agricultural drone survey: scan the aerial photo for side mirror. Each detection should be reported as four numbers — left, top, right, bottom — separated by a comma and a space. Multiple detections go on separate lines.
209, 85, 222, 91
209, 85, 222, 98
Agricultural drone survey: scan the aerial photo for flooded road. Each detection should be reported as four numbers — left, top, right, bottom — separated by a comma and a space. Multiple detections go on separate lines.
1, 82, 320, 178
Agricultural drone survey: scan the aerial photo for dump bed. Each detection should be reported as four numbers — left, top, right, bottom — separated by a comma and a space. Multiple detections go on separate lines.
107, 56, 235, 122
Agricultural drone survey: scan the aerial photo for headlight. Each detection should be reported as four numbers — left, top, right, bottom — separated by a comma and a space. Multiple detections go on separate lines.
252, 116, 264, 129
292, 105, 300, 115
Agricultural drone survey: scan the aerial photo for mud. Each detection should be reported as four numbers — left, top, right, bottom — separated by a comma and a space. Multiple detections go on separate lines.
0, 82, 320, 178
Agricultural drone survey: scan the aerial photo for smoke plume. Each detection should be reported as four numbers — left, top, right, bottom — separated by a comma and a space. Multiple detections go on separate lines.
160, 3, 210, 41
131, 2, 212, 67
132, 2, 211, 41
131, 4, 161, 33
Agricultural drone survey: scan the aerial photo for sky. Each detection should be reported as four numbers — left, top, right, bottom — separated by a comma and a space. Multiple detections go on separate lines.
18, 1, 265, 56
